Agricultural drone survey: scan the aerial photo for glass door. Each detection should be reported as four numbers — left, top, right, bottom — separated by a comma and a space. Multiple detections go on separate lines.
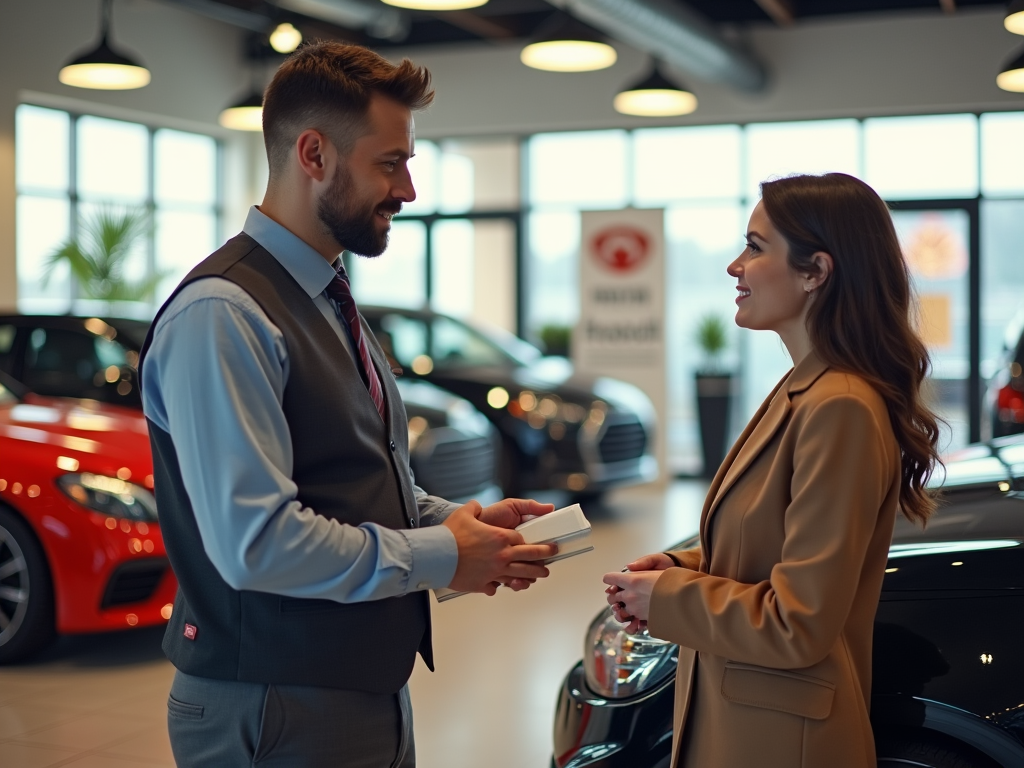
890, 201, 980, 451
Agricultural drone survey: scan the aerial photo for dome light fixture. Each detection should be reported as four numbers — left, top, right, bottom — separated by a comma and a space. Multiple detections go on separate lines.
614, 65, 697, 117
381, 0, 487, 9
520, 15, 617, 73
59, 0, 150, 90
269, 22, 302, 54
219, 90, 264, 131
1005, 0, 1024, 35
997, 46, 1024, 92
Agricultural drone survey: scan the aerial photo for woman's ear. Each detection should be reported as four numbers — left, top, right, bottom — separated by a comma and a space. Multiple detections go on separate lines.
805, 251, 833, 293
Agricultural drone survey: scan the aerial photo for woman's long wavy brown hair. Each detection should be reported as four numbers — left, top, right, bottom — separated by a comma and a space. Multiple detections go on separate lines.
760, 173, 941, 525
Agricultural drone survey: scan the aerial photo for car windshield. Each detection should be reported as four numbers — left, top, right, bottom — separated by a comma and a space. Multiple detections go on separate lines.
375, 312, 541, 371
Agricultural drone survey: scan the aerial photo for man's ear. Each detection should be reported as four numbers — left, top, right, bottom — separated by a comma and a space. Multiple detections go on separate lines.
294, 129, 332, 183
806, 250, 834, 292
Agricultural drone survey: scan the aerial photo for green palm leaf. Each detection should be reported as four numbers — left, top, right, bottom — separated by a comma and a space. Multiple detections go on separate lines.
43, 206, 165, 304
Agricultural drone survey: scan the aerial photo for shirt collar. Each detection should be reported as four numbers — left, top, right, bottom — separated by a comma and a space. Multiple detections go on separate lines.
242, 206, 340, 299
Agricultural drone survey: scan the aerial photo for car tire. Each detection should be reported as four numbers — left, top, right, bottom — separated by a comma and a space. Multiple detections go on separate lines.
0, 506, 55, 664
877, 733, 997, 768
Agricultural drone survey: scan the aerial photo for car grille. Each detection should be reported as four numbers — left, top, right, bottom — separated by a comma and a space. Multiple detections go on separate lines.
101, 559, 168, 608
417, 435, 496, 500
598, 419, 647, 463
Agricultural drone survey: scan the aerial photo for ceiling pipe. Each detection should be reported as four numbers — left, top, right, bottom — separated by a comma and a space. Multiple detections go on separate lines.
154, 0, 271, 32
552, 0, 766, 92
158, 0, 408, 41
272, 0, 409, 41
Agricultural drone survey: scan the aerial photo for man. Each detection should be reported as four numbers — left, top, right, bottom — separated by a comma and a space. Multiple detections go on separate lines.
140, 41, 555, 767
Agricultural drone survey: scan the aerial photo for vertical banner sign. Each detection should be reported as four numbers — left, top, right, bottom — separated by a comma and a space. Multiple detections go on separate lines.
574, 209, 666, 485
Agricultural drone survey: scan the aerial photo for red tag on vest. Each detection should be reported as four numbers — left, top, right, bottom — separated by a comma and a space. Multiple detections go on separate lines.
184, 623, 198, 641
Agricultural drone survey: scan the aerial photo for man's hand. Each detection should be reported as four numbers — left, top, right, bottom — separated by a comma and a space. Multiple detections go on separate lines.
443, 501, 557, 596
477, 498, 555, 530
602, 570, 662, 635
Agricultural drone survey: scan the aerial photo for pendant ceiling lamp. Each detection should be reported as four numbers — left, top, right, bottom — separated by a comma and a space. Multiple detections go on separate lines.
219, 89, 264, 131
521, 15, 617, 73
997, 46, 1024, 92
59, 0, 150, 90
269, 22, 302, 54
1005, 0, 1024, 35
382, 0, 487, 9
614, 65, 697, 117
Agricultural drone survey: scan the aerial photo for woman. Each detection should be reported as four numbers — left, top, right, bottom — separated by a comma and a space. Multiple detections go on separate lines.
603, 173, 941, 768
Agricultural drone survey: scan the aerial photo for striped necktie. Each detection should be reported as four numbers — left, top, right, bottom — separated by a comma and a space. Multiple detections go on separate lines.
324, 269, 386, 422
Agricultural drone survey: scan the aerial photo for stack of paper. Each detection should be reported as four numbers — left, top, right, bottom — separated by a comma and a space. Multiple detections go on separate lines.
434, 503, 593, 602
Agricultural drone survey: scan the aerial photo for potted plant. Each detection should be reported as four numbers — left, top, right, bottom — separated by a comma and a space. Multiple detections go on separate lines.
694, 313, 733, 478
539, 324, 571, 357
44, 206, 162, 313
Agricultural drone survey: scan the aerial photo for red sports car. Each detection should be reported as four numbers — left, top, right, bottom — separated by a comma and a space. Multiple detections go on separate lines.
0, 371, 175, 662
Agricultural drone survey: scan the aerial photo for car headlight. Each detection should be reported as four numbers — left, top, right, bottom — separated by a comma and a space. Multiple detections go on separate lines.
57, 473, 158, 522
582, 607, 677, 699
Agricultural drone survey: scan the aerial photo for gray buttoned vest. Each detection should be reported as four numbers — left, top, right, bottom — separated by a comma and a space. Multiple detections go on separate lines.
140, 233, 432, 692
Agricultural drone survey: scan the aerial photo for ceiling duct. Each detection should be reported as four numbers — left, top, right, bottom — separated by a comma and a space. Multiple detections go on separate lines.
554, 0, 766, 92
155, 0, 272, 32
272, 0, 409, 41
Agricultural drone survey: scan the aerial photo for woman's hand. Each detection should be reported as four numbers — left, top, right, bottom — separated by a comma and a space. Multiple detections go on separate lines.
625, 553, 676, 572
603, 570, 662, 635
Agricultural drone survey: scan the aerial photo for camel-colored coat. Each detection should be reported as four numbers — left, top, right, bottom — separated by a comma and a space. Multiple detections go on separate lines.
649, 352, 901, 768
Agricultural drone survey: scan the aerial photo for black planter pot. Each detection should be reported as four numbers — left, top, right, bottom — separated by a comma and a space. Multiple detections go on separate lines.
695, 373, 733, 479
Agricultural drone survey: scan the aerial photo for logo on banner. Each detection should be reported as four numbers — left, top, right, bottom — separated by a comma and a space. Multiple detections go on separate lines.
591, 226, 650, 273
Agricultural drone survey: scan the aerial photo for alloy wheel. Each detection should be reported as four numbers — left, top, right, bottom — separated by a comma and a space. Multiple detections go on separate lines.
0, 523, 30, 647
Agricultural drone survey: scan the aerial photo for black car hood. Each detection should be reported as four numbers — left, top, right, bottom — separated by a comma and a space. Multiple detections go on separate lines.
889, 436, 1024, 547
430, 357, 654, 418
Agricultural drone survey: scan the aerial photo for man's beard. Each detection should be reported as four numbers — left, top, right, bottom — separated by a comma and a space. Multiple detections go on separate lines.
316, 163, 401, 258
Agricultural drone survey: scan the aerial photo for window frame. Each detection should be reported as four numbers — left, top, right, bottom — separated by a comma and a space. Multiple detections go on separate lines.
14, 103, 224, 313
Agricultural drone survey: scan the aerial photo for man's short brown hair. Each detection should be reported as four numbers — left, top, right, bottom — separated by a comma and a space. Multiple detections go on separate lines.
262, 41, 434, 178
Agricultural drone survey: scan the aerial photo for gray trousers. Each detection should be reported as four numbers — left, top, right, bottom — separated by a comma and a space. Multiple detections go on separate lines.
167, 670, 415, 768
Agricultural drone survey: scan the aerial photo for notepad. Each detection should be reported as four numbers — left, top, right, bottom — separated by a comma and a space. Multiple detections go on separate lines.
434, 503, 593, 602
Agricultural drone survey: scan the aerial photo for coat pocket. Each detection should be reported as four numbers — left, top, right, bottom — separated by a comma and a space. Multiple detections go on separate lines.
721, 662, 835, 720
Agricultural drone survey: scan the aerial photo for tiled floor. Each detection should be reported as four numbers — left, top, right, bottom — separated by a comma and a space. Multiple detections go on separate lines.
0, 481, 706, 768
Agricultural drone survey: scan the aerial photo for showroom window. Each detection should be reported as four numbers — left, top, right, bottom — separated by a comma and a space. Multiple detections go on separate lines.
15, 104, 222, 315
348, 137, 521, 336
337, 113, 1024, 467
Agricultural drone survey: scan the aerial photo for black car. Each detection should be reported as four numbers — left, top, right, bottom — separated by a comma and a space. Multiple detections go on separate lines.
0, 314, 501, 504
989, 308, 1024, 439
361, 306, 657, 498
551, 436, 1024, 768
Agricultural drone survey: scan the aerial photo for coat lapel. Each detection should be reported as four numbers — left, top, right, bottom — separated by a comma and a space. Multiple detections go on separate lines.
699, 353, 831, 561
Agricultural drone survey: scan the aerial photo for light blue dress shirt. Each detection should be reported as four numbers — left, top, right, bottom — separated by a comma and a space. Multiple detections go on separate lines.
142, 206, 459, 603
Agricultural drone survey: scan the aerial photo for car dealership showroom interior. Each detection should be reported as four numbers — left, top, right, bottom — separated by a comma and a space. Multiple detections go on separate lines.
2, 0, 1024, 767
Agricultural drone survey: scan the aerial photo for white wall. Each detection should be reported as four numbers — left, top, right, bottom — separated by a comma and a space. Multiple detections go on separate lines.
396, 8, 1024, 139
0, 0, 258, 311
